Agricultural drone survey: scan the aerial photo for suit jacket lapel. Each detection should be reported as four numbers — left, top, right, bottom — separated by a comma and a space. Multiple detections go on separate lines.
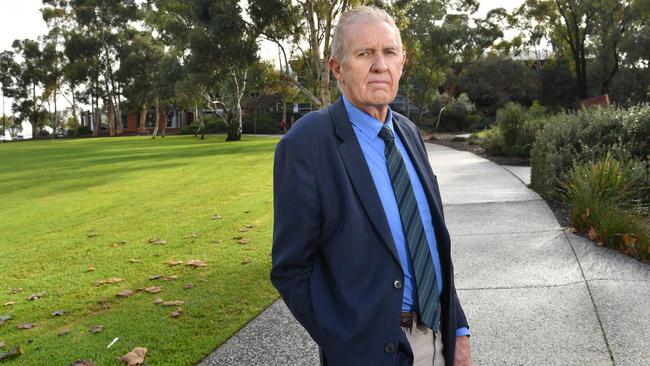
329, 98, 401, 266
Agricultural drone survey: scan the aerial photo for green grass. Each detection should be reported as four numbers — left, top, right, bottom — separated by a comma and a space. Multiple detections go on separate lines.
0, 135, 280, 365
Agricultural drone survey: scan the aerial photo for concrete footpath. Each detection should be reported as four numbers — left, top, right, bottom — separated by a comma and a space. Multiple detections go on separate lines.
200, 143, 650, 366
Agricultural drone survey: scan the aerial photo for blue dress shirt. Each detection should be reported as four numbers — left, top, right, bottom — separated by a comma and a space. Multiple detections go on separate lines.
343, 96, 469, 337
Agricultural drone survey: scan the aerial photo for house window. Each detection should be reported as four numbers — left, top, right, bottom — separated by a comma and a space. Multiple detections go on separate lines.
122, 115, 128, 129
146, 111, 155, 127
166, 110, 178, 128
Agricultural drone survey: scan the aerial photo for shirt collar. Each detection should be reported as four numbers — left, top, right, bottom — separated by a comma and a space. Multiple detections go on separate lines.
342, 94, 394, 141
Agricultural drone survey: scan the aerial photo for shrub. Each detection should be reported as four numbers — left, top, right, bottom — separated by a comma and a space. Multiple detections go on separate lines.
531, 105, 650, 201
566, 156, 649, 260
179, 124, 199, 135
481, 102, 544, 158
242, 111, 284, 134
77, 126, 92, 136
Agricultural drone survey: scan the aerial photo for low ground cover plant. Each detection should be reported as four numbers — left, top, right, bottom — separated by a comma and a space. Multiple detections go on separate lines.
531, 105, 650, 260
566, 156, 649, 261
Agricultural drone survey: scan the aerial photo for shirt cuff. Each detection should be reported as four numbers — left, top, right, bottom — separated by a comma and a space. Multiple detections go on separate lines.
456, 327, 470, 337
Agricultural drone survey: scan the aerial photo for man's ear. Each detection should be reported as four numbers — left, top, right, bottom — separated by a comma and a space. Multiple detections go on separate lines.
328, 57, 342, 81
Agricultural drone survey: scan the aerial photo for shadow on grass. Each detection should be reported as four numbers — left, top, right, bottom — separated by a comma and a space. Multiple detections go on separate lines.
0, 136, 278, 198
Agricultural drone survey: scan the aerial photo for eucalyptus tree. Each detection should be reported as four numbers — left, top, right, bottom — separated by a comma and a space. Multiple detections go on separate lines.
10, 39, 50, 139
69, 0, 140, 135
512, 0, 649, 100
0, 51, 17, 141
148, 0, 260, 141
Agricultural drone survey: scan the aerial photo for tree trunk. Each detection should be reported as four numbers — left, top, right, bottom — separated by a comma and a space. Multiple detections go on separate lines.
139, 101, 148, 134
152, 98, 160, 139
106, 96, 115, 136
53, 84, 58, 138
71, 85, 78, 128
32, 83, 39, 139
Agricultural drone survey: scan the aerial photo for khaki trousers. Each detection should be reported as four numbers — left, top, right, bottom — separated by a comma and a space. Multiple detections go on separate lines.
401, 312, 445, 366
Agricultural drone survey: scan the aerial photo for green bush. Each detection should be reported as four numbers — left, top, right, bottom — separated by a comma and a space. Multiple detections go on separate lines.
566, 156, 649, 260
531, 105, 650, 201
481, 102, 545, 158
243, 111, 285, 134
77, 126, 92, 136
179, 124, 199, 135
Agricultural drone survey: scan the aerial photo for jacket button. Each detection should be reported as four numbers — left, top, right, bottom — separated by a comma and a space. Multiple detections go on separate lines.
393, 280, 402, 289
384, 342, 396, 354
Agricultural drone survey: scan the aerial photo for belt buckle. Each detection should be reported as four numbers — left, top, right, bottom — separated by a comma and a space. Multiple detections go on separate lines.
400, 312, 415, 328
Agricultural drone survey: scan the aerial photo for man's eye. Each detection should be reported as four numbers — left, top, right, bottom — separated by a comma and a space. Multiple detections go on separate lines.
357, 50, 371, 57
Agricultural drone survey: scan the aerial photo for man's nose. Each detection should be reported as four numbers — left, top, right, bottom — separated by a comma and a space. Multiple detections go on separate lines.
371, 54, 388, 72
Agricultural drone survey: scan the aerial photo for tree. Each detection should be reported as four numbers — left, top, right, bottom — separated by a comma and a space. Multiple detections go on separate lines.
69, 0, 140, 136
0, 51, 17, 142
10, 39, 49, 139
394, 0, 501, 122
249, 0, 365, 108
459, 56, 538, 116
513, 0, 649, 101
149, 0, 260, 141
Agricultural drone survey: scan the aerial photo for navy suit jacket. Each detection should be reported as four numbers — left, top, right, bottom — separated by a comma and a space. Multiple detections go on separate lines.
271, 98, 468, 366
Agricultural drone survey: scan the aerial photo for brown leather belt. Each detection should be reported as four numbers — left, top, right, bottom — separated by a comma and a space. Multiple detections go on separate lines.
400, 311, 418, 328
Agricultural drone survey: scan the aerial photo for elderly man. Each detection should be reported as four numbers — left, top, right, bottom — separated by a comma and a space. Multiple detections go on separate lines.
271, 6, 472, 366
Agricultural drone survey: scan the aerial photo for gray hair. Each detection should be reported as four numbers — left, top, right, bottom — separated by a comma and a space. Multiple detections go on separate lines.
330, 6, 402, 62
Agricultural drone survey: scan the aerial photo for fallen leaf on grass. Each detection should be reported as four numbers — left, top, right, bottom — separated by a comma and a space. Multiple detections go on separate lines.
87, 230, 98, 238
96, 278, 122, 286
244, 210, 250, 213
164, 275, 178, 281
153, 298, 163, 305
86, 266, 95, 272
185, 232, 201, 239
183, 283, 194, 289
27, 293, 45, 301
116, 290, 133, 298
111, 243, 119, 248
128, 259, 141, 263
89, 325, 103, 334
3, 302, 14, 307
241, 258, 252, 265
211, 214, 222, 220
0, 341, 4, 348
120, 347, 147, 366
51, 310, 65, 317
148, 238, 167, 245
232, 236, 243, 240
163, 300, 184, 306
238, 239, 250, 245
238, 227, 250, 232
0, 347, 21, 362
211, 239, 223, 244
148, 275, 162, 280
10, 288, 23, 294
58, 329, 70, 336
0, 315, 12, 326
245, 224, 256, 229
17, 323, 35, 330
171, 307, 183, 318
145, 287, 161, 294
165, 260, 183, 266
70, 360, 94, 366
186, 259, 206, 268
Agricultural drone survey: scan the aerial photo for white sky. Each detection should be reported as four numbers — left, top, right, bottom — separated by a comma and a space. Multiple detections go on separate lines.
0, 0, 526, 138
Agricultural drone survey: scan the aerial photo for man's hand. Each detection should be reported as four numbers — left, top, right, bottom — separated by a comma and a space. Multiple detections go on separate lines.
454, 336, 472, 366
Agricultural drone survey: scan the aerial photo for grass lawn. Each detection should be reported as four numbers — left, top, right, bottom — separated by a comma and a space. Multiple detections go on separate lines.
0, 135, 280, 365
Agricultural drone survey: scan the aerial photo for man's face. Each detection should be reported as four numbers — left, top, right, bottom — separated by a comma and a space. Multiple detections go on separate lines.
329, 21, 405, 113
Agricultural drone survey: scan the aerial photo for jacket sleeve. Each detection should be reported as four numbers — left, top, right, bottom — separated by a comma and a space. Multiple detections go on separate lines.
270, 135, 323, 344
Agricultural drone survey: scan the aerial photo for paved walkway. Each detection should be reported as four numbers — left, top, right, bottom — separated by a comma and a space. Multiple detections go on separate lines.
200, 143, 650, 366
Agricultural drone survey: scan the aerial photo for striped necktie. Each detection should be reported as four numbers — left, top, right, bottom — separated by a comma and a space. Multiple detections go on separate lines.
378, 124, 441, 332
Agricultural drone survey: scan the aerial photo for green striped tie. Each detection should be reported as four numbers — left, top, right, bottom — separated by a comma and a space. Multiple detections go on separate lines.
379, 125, 441, 332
